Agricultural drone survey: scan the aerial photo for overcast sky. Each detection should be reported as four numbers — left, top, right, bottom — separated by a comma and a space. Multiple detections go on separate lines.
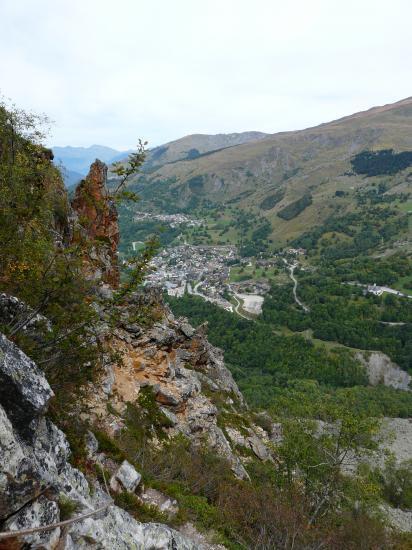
1, 0, 411, 150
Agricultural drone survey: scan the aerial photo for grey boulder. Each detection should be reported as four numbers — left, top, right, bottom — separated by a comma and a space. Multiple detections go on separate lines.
110, 460, 142, 493
0, 333, 53, 439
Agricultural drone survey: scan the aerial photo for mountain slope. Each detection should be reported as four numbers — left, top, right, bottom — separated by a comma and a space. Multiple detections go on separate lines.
60, 167, 84, 188
128, 97, 412, 246
143, 131, 269, 171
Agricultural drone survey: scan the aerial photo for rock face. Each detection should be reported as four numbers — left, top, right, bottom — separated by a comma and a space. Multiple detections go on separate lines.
380, 418, 412, 465
71, 159, 120, 287
0, 332, 203, 549
88, 292, 263, 480
0, 293, 50, 334
139, 488, 179, 518
0, 333, 53, 440
357, 351, 411, 391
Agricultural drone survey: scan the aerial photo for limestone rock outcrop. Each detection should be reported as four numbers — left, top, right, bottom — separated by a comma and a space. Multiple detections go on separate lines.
0, 332, 203, 549
71, 159, 120, 287
87, 290, 274, 481
356, 351, 411, 391
0, 333, 53, 440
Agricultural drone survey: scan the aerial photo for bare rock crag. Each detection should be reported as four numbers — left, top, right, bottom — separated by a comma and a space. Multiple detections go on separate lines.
71, 159, 120, 287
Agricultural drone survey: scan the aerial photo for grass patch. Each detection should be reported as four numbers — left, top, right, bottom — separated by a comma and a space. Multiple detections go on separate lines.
58, 496, 79, 520
114, 491, 168, 523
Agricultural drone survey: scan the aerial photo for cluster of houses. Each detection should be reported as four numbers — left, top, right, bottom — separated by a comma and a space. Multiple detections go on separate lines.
133, 211, 203, 228
146, 244, 236, 304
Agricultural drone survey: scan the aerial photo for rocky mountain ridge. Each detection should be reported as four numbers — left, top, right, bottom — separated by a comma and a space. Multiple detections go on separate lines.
53, 145, 133, 187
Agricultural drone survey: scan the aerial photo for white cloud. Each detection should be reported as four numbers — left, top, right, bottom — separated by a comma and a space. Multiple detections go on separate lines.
0, 0, 411, 149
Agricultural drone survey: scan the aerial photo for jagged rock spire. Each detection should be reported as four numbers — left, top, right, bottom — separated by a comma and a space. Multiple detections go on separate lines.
71, 159, 120, 288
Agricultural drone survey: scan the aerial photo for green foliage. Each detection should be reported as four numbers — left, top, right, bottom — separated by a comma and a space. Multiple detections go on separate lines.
93, 430, 127, 463
111, 139, 147, 197
166, 293, 412, 417
0, 102, 100, 400
114, 491, 168, 523
139, 436, 395, 549
268, 382, 412, 419
263, 256, 412, 371
167, 294, 367, 387
105, 387, 175, 468
277, 413, 380, 518
293, 205, 408, 259
239, 217, 272, 257
217, 411, 251, 437
176, 494, 221, 531
126, 386, 174, 438
62, 421, 90, 469
374, 457, 412, 510
187, 175, 205, 192
113, 237, 159, 305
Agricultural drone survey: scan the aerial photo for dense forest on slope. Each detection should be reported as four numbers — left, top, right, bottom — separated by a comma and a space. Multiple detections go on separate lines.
292, 206, 409, 259
351, 149, 412, 176
263, 256, 412, 371
167, 294, 412, 417
259, 189, 285, 210
277, 194, 312, 221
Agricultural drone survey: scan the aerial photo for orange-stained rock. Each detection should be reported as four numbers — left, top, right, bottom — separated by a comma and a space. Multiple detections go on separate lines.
84, 291, 252, 479
71, 159, 119, 287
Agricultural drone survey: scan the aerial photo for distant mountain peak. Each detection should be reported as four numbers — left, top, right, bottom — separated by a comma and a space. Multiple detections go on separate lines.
52, 144, 133, 185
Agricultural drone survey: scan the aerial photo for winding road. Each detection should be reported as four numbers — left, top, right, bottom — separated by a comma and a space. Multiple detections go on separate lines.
286, 263, 310, 313
188, 281, 234, 313
231, 293, 251, 320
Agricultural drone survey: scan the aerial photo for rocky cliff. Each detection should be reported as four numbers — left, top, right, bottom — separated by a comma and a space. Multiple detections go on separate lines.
0, 290, 276, 548
87, 288, 273, 481
0, 160, 274, 548
0, 330, 210, 549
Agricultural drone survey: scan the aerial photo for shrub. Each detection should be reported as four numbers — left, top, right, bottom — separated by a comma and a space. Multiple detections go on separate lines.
378, 458, 412, 510
58, 496, 79, 520
114, 491, 167, 523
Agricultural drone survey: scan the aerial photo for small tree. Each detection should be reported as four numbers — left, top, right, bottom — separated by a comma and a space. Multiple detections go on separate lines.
276, 405, 381, 523
0, 101, 156, 406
